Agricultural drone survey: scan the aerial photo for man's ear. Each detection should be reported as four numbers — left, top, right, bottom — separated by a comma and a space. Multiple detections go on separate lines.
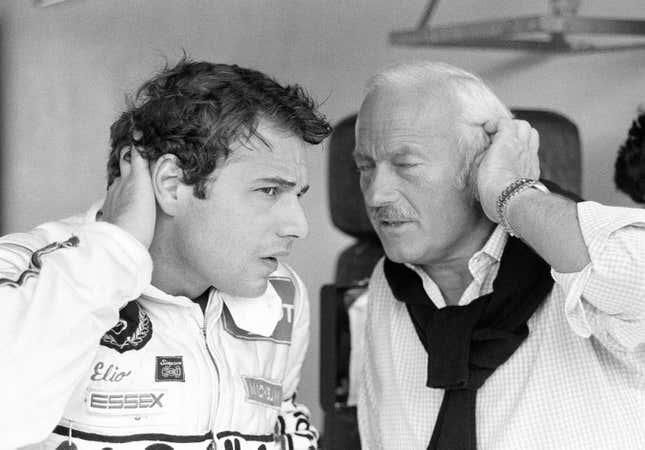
150, 154, 186, 216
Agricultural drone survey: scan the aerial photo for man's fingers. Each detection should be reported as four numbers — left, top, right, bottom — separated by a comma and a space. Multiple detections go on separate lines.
129, 147, 150, 175
483, 120, 498, 134
529, 128, 540, 154
484, 117, 519, 136
516, 120, 531, 143
123, 147, 150, 180
118, 147, 132, 178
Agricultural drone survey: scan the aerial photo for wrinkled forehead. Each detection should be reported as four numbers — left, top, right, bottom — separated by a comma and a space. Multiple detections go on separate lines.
356, 85, 459, 154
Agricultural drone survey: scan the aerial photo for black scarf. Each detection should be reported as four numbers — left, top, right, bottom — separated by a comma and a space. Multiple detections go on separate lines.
383, 236, 554, 450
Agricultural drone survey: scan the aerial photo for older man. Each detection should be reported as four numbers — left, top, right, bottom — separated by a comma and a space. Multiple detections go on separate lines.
355, 62, 645, 449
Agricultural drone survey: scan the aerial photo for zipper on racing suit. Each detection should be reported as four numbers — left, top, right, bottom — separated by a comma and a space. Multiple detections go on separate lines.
199, 297, 222, 449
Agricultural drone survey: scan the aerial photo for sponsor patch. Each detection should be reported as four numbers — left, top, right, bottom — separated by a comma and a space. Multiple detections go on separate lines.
242, 376, 282, 410
85, 389, 167, 416
155, 356, 185, 382
222, 277, 295, 344
100, 301, 153, 353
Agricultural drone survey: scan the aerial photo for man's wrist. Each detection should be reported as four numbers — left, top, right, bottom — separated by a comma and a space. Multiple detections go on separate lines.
497, 179, 549, 237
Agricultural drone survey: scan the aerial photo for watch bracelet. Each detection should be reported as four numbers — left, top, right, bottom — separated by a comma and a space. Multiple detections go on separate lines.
495, 178, 537, 237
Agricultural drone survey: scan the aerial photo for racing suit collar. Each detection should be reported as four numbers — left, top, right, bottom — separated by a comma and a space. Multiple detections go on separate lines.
218, 281, 284, 337
140, 283, 283, 337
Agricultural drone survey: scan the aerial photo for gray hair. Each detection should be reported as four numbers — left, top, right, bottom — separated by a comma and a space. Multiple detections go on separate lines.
365, 61, 512, 189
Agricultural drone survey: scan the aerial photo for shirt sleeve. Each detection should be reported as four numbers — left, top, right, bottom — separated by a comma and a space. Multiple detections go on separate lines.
274, 265, 319, 450
0, 220, 152, 447
552, 201, 645, 369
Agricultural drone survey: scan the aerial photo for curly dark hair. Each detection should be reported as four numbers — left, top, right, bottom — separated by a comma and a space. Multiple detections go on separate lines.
108, 58, 332, 198
614, 112, 645, 204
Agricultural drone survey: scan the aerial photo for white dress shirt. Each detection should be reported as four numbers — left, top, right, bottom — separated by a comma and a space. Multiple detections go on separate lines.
358, 201, 645, 450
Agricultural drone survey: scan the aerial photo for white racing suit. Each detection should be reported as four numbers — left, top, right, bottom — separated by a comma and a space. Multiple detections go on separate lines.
0, 205, 318, 450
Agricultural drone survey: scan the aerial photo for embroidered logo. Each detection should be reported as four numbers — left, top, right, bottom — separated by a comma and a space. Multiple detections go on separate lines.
90, 361, 132, 383
0, 236, 79, 288
86, 389, 166, 415
222, 277, 295, 344
242, 376, 283, 409
155, 356, 185, 382
100, 301, 153, 353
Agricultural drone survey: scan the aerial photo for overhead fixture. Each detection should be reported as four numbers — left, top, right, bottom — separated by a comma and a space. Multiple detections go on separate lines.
34, 0, 74, 6
390, 0, 645, 52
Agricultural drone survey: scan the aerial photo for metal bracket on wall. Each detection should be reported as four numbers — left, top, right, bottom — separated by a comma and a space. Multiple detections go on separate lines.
390, 0, 645, 52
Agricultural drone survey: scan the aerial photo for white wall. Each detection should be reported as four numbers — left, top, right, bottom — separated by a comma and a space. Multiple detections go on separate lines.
2, 0, 645, 429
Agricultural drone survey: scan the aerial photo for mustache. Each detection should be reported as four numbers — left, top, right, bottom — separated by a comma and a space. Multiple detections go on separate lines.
369, 206, 416, 221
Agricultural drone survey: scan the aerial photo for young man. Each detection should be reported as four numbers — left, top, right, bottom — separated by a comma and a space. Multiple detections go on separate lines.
0, 59, 331, 449
355, 62, 645, 449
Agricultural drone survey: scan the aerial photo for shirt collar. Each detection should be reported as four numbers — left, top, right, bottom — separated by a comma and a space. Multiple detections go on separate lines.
405, 225, 507, 274
404, 224, 509, 305
469, 224, 508, 278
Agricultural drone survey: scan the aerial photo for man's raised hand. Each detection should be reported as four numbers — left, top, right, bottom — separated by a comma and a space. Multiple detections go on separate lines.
99, 147, 156, 249
474, 118, 541, 223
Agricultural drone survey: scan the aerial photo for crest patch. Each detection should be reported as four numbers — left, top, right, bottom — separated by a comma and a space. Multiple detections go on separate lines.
100, 301, 153, 353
